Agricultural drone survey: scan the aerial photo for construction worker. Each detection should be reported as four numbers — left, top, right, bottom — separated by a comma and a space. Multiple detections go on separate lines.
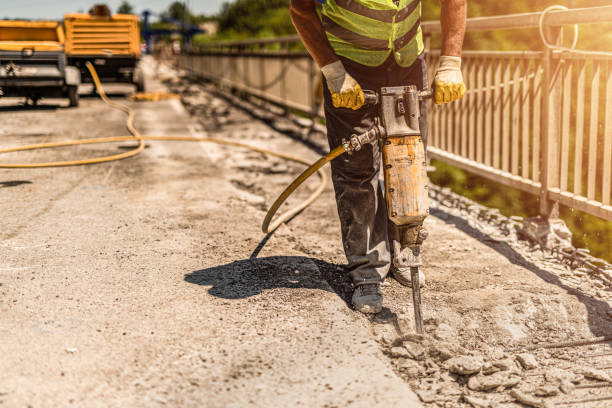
290, 0, 466, 313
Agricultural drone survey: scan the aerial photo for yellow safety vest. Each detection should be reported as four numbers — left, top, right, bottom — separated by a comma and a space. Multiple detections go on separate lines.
318, 0, 424, 68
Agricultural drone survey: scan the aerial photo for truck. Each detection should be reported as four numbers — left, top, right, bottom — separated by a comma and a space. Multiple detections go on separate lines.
0, 21, 81, 106
64, 10, 144, 92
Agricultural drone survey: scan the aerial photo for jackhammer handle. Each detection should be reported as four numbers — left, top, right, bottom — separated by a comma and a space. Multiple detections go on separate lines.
363, 90, 379, 105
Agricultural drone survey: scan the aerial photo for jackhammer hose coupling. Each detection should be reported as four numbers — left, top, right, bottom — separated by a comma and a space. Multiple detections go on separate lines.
342, 125, 385, 155
418, 89, 434, 100
363, 90, 379, 105
417, 227, 429, 243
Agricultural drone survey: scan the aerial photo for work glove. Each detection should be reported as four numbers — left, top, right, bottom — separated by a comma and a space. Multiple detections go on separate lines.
433, 55, 466, 105
321, 60, 365, 110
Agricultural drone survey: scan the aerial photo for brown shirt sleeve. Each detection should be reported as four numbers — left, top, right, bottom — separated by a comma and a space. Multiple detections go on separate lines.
290, 0, 338, 68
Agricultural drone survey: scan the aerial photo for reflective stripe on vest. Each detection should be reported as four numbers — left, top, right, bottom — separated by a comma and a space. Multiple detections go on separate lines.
319, 0, 423, 67
393, 17, 421, 50
321, 14, 388, 50
332, 0, 396, 22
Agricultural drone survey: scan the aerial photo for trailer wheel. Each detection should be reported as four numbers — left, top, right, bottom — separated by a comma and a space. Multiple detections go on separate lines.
134, 67, 145, 93
68, 86, 79, 107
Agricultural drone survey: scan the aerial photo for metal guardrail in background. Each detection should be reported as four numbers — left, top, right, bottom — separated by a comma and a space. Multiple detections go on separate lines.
176, 6, 612, 223
178, 38, 315, 114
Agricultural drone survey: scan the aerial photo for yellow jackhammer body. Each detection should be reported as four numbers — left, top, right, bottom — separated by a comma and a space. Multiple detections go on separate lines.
343, 85, 431, 333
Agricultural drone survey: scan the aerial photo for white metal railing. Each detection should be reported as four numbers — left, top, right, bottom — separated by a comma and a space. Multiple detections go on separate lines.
177, 6, 612, 222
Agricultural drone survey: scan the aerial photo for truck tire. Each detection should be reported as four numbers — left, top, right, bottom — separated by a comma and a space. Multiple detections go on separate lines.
68, 86, 79, 107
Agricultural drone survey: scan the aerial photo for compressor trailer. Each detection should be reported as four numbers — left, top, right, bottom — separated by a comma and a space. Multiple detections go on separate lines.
64, 12, 144, 92
0, 21, 80, 106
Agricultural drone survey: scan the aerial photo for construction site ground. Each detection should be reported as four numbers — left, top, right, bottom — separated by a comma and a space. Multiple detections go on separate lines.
1, 60, 611, 407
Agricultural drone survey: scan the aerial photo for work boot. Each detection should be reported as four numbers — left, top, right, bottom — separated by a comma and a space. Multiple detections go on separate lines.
391, 266, 426, 288
352, 279, 382, 314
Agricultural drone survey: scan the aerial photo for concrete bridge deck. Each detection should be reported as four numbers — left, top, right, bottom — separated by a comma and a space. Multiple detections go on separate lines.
0, 61, 610, 407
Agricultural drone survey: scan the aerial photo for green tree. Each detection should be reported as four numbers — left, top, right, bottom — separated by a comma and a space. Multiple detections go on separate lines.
117, 1, 134, 14
210, 0, 610, 49
163, 1, 193, 23
216, 0, 293, 37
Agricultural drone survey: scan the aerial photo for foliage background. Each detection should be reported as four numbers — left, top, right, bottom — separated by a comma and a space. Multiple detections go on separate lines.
196, 0, 612, 46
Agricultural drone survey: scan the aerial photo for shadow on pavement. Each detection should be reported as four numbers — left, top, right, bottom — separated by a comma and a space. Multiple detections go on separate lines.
0, 104, 65, 112
186, 257, 415, 331
81, 92, 132, 99
431, 206, 612, 337
185, 256, 354, 305
0, 180, 32, 188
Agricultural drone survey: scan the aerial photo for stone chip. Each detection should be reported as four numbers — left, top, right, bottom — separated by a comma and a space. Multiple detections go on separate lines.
516, 353, 539, 370
398, 358, 422, 378
467, 371, 520, 392
433, 323, 458, 341
534, 384, 559, 397
447, 355, 484, 375
579, 367, 612, 382
545, 367, 583, 384
510, 389, 554, 408
404, 342, 426, 361
389, 346, 410, 358
463, 394, 492, 408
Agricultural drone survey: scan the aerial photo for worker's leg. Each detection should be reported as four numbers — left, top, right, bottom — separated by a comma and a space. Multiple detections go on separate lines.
323, 58, 392, 283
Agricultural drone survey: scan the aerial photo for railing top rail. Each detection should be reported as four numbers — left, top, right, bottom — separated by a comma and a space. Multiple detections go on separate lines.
197, 35, 301, 49
197, 6, 612, 49
422, 5, 612, 33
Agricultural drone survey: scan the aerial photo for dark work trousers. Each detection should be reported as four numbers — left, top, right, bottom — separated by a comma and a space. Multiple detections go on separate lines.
323, 53, 428, 282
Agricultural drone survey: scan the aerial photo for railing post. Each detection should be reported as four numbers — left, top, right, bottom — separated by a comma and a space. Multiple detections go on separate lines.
308, 58, 315, 114
424, 34, 431, 53
539, 23, 563, 218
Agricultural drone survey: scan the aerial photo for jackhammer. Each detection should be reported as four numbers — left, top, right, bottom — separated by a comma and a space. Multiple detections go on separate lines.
263, 85, 432, 333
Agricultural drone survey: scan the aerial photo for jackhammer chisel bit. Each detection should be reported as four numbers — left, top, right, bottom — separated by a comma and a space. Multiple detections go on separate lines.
410, 267, 424, 334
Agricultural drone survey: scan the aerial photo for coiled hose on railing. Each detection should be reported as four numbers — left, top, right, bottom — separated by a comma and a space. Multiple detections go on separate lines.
0, 62, 343, 233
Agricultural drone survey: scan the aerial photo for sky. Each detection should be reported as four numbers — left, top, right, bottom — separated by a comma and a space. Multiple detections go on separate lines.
2, 0, 225, 20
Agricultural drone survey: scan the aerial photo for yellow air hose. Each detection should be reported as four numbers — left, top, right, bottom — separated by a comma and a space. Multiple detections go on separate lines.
0, 62, 344, 233
261, 145, 344, 233
0, 62, 146, 168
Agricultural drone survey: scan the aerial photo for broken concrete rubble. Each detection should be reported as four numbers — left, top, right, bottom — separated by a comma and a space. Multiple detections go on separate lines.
467, 371, 521, 391
544, 367, 583, 385
579, 367, 611, 382
462, 394, 491, 408
510, 389, 554, 408
533, 384, 559, 397
516, 353, 539, 370
447, 355, 484, 375
404, 342, 427, 361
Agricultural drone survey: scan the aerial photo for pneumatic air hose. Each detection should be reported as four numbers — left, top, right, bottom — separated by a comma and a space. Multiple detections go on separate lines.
261, 145, 345, 233
0, 62, 339, 233
0, 62, 145, 168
